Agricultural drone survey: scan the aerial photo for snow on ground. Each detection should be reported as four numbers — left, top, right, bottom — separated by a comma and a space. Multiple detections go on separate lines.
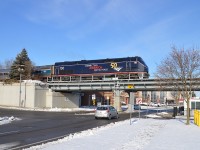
0, 105, 171, 113
0, 116, 21, 125
24, 116, 200, 150
1, 107, 200, 150
0, 106, 96, 112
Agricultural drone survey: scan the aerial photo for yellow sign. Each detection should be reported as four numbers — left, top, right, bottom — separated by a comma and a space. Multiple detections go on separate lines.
127, 84, 134, 89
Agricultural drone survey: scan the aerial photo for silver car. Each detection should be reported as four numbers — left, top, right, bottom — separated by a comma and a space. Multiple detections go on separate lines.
95, 105, 119, 120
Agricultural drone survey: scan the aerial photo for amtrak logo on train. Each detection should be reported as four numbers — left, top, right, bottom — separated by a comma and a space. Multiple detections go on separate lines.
110, 63, 122, 71
86, 64, 108, 72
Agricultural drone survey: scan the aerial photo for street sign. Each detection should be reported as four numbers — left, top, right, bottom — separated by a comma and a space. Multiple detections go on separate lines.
136, 98, 142, 104
92, 94, 96, 100
127, 84, 134, 89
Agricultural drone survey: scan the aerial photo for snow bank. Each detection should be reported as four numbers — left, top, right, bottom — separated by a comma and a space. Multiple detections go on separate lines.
25, 119, 167, 150
0, 106, 96, 112
25, 117, 200, 150
0, 116, 21, 125
1, 109, 200, 150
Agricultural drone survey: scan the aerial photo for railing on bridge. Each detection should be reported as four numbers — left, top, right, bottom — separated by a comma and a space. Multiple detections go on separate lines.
47, 76, 200, 92
47, 74, 147, 83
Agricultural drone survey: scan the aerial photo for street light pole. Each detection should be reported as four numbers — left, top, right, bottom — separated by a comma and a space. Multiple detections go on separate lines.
18, 66, 24, 107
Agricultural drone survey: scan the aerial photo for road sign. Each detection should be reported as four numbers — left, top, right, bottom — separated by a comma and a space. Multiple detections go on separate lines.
127, 84, 134, 89
92, 94, 96, 100
136, 98, 142, 104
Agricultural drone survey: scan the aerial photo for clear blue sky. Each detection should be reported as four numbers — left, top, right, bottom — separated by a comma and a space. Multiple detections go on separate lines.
0, 0, 199, 78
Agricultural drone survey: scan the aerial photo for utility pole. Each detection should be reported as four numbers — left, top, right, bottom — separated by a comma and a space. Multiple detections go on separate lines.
18, 65, 24, 107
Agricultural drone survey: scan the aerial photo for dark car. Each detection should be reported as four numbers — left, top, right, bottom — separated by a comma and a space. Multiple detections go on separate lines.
134, 104, 148, 110
134, 104, 141, 110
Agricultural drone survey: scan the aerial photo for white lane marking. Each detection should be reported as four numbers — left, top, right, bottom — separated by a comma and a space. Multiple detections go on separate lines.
0, 130, 20, 135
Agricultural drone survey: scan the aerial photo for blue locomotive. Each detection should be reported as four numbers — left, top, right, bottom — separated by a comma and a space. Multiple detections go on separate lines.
1, 56, 149, 81
53, 56, 149, 80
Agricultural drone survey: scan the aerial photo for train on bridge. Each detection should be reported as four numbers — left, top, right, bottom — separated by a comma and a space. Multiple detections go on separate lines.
1, 56, 149, 81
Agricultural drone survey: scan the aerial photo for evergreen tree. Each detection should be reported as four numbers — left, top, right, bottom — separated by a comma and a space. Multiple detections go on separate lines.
10, 48, 33, 80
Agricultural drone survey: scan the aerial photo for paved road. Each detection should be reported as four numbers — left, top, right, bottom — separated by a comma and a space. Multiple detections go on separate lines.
0, 108, 134, 150
0, 107, 171, 150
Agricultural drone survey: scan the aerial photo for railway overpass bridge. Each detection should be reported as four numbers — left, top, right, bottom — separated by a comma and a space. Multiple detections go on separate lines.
48, 78, 200, 92
48, 78, 200, 111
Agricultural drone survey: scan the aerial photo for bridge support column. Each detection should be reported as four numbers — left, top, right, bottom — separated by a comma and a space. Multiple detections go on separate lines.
127, 92, 135, 112
113, 89, 122, 111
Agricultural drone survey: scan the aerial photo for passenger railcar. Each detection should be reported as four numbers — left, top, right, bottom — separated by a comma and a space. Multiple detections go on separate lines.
53, 56, 149, 80
0, 69, 10, 80
32, 65, 53, 81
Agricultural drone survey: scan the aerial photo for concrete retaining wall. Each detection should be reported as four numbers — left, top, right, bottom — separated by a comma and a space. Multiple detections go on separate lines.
46, 92, 80, 108
53, 92, 80, 108
0, 82, 36, 108
0, 82, 80, 109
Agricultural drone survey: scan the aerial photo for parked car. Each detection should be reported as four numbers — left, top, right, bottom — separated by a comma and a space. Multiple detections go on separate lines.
151, 103, 160, 107
134, 104, 141, 110
134, 104, 148, 110
178, 106, 184, 115
121, 102, 128, 111
95, 105, 119, 120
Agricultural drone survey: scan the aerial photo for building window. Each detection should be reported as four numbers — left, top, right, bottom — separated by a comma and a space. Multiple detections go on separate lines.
191, 101, 200, 109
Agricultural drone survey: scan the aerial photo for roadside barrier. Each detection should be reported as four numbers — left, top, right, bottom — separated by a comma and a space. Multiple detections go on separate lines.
194, 110, 200, 126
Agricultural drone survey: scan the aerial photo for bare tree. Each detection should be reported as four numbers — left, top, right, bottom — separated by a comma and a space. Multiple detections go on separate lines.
0, 62, 3, 69
4, 59, 14, 69
170, 91, 181, 105
155, 46, 200, 125
0, 59, 14, 69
